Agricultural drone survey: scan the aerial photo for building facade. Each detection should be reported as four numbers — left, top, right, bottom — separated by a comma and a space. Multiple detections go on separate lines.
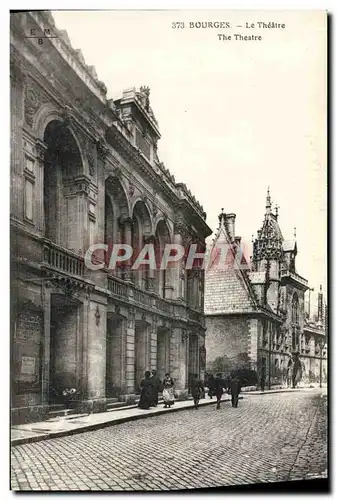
205, 190, 327, 388
10, 11, 212, 424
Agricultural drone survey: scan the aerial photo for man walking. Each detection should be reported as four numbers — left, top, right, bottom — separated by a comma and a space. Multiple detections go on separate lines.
260, 372, 265, 392
190, 373, 203, 409
150, 369, 161, 407
230, 376, 241, 408
207, 373, 215, 399
214, 373, 224, 410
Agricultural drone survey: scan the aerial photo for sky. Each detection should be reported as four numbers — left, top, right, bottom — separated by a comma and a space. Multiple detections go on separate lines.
51, 10, 327, 313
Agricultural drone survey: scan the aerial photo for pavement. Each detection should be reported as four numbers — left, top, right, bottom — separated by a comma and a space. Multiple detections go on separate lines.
11, 388, 302, 446
10, 388, 328, 491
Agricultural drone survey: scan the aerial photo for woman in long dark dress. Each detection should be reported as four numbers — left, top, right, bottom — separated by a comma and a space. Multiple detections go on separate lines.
138, 371, 153, 410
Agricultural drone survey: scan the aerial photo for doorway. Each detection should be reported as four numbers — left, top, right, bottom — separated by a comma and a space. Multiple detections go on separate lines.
49, 294, 80, 403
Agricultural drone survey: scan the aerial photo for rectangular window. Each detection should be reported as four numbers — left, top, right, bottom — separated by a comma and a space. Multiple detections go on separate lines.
25, 179, 34, 221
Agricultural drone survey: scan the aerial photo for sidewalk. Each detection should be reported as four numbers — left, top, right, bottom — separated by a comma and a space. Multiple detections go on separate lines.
11, 396, 223, 446
11, 387, 311, 447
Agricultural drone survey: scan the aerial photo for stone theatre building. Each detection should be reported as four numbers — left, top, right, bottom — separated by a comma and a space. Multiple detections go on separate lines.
10, 11, 212, 423
205, 191, 327, 388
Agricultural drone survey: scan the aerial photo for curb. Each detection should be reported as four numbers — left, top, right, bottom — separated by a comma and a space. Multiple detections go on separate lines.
242, 388, 306, 396
11, 396, 242, 447
241, 387, 311, 396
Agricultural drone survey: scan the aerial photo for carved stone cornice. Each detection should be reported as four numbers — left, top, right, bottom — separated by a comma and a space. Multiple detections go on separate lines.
43, 271, 94, 299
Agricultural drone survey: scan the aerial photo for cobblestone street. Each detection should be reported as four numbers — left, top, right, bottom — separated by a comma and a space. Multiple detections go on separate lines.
11, 390, 328, 491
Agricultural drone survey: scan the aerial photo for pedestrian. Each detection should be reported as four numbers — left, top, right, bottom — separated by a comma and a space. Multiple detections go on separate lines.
190, 373, 204, 409
214, 373, 224, 410
207, 373, 215, 399
150, 369, 161, 407
225, 376, 231, 394
138, 371, 153, 410
162, 373, 175, 408
230, 376, 241, 408
260, 374, 265, 392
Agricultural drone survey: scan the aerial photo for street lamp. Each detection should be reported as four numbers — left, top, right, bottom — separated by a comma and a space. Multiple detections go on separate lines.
319, 339, 326, 389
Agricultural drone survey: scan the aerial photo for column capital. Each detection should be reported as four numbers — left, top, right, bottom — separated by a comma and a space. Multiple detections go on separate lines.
35, 139, 48, 161
144, 234, 156, 245
174, 221, 190, 240
118, 216, 133, 228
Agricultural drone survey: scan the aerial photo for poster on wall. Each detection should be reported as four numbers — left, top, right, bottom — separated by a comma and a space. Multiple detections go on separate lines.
20, 356, 36, 376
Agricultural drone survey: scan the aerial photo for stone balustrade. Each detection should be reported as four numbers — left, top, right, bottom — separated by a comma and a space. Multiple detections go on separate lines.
107, 274, 129, 299
43, 243, 84, 277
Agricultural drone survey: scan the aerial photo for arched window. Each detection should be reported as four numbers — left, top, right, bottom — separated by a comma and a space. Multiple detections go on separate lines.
292, 294, 299, 324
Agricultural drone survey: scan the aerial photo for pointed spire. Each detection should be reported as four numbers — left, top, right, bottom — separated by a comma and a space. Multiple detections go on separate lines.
293, 227, 297, 239
275, 204, 279, 219
265, 186, 271, 215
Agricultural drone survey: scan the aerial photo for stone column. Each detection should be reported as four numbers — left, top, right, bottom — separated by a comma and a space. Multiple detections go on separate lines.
120, 217, 133, 282
125, 307, 136, 394
150, 315, 158, 370
85, 299, 107, 413
198, 333, 206, 382
41, 282, 51, 406
144, 235, 155, 292
192, 269, 200, 309
172, 226, 186, 300
188, 332, 198, 377
181, 330, 189, 389
169, 325, 188, 392
10, 62, 25, 221
35, 139, 47, 233
81, 293, 90, 399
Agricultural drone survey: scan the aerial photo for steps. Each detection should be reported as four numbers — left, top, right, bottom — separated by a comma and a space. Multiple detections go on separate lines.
106, 398, 127, 411
47, 404, 77, 419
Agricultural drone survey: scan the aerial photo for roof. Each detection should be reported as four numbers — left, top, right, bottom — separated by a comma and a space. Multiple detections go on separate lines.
205, 211, 257, 315
205, 266, 256, 314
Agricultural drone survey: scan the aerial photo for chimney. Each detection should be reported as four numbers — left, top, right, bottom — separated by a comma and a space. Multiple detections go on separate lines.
225, 213, 236, 241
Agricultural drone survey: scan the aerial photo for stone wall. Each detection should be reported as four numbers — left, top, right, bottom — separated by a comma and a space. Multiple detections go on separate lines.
205, 315, 252, 373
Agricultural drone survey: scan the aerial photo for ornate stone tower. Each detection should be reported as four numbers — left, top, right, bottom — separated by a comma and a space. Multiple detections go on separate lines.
252, 188, 283, 314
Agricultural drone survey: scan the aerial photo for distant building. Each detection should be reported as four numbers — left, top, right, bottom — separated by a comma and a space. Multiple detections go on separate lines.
205, 190, 327, 388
